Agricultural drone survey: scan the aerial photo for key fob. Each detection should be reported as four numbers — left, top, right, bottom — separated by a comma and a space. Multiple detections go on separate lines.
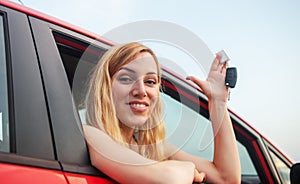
225, 67, 237, 88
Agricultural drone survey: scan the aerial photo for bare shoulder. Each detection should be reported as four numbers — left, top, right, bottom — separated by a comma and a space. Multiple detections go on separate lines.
82, 125, 107, 139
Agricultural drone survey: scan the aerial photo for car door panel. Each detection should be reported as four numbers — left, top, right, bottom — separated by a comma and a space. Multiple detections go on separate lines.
0, 4, 67, 184
2, 3, 54, 160
0, 163, 67, 184
65, 172, 116, 184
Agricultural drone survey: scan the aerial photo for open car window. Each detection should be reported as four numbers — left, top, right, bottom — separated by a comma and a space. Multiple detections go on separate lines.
53, 32, 279, 183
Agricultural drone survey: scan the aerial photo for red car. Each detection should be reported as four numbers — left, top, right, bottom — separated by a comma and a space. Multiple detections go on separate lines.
0, 1, 298, 183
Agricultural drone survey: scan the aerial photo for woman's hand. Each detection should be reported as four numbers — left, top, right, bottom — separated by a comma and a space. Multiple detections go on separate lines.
194, 169, 206, 183
157, 160, 206, 184
187, 55, 228, 103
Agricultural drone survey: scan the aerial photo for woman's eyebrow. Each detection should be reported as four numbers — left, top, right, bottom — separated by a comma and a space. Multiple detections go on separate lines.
119, 67, 136, 73
119, 67, 157, 75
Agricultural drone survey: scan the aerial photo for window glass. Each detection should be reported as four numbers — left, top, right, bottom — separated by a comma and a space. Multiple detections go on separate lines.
162, 92, 213, 160
161, 92, 260, 182
52, 31, 107, 109
0, 15, 9, 152
238, 142, 257, 175
269, 150, 290, 184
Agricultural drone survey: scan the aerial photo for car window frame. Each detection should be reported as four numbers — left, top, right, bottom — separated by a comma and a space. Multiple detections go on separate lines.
0, 10, 10, 153
0, 4, 61, 171
264, 139, 292, 183
29, 15, 113, 179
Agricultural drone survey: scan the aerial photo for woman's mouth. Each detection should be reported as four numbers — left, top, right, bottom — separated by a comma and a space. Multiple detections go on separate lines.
128, 102, 149, 112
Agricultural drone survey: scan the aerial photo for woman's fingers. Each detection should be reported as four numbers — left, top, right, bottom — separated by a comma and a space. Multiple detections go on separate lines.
186, 75, 213, 99
210, 54, 221, 72
186, 55, 228, 101
213, 54, 228, 75
194, 169, 206, 183
186, 76, 205, 89
221, 61, 228, 75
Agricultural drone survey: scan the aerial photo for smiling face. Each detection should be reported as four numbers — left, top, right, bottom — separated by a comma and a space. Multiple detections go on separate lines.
111, 52, 160, 128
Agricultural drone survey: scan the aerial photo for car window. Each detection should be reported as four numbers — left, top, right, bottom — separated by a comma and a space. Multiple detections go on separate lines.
162, 92, 213, 159
52, 31, 107, 109
53, 31, 263, 182
269, 150, 290, 183
161, 92, 260, 182
0, 14, 9, 153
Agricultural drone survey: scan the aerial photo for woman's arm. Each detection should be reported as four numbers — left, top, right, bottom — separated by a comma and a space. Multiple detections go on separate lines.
170, 108, 241, 183
172, 55, 241, 183
83, 125, 202, 184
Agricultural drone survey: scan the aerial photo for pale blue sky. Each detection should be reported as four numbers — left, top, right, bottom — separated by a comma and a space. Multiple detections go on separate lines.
12, 0, 300, 161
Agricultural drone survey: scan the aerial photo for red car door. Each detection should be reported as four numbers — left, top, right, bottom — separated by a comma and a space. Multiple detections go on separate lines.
0, 163, 67, 184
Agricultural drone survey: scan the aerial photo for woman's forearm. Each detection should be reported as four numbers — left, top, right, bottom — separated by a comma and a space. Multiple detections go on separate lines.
209, 99, 241, 183
85, 125, 197, 184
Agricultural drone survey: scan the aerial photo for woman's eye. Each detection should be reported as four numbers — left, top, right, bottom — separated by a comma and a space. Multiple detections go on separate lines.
118, 76, 133, 84
145, 80, 157, 85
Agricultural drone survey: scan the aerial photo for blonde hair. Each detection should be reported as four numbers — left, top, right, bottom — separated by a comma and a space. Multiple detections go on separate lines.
85, 42, 166, 161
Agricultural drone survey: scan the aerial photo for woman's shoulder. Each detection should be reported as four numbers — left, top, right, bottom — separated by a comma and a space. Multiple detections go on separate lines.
82, 125, 110, 145
82, 124, 100, 133
82, 124, 108, 135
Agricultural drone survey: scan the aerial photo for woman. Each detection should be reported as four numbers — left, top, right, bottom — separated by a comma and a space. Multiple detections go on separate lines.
83, 42, 241, 183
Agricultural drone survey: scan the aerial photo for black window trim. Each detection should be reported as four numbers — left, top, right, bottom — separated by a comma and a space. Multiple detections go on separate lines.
0, 152, 61, 170
28, 16, 112, 178
0, 7, 14, 154
0, 5, 58, 170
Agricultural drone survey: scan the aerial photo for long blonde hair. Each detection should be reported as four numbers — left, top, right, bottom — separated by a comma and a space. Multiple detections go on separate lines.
85, 42, 166, 161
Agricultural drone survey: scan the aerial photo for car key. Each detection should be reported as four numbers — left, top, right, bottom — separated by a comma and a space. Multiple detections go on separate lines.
216, 50, 237, 89
225, 67, 237, 88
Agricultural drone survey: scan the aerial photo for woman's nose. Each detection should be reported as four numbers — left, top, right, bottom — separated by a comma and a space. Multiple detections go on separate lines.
131, 79, 147, 97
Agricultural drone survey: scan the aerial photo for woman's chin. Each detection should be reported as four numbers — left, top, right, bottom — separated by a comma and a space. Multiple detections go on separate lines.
132, 119, 148, 128
120, 118, 148, 129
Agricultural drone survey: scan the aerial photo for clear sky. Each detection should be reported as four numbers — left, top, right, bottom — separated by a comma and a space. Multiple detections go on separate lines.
11, 0, 300, 162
